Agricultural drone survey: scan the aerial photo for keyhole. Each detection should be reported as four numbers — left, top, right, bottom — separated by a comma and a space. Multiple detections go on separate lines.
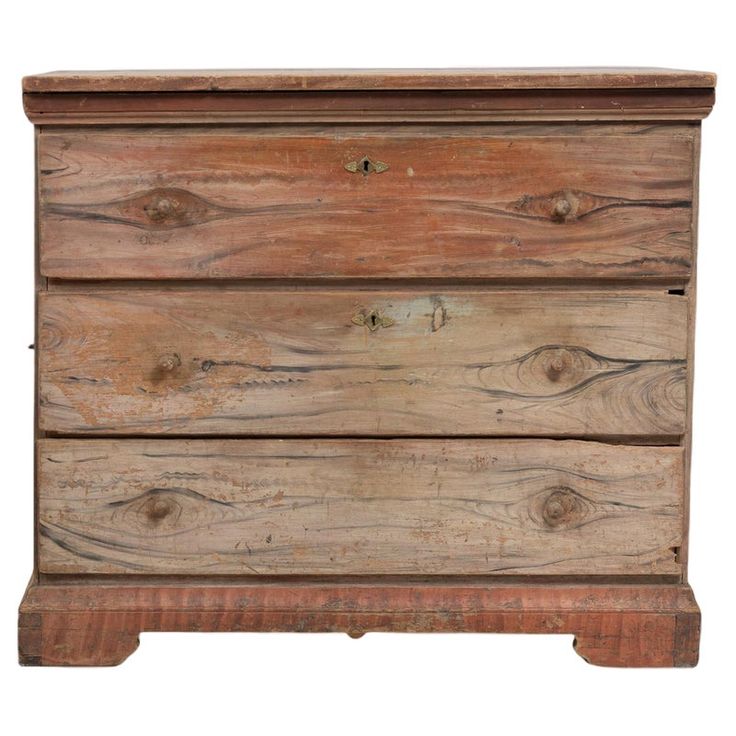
351, 309, 394, 331
346, 157, 388, 176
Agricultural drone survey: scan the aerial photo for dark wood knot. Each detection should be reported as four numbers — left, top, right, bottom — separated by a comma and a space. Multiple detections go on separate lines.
545, 355, 568, 382
145, 194, 183, 222
551, 196, 573, 222
157, 353, 181, 372
144, 497, 174, 523
541, 488, 580, 528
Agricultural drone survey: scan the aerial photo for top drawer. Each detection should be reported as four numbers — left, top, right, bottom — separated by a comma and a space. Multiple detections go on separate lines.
38, 125, 695, 280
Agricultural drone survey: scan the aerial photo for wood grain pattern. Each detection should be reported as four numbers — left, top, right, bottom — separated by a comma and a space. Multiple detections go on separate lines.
18, 581, 700, 667
22, 67, 717, 92
38, 126, 694, 279
37, 439, 683, 576
38, 289, 687, 436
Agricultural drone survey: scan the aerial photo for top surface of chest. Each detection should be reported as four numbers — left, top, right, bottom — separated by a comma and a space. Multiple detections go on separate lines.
23, 66, 717, 91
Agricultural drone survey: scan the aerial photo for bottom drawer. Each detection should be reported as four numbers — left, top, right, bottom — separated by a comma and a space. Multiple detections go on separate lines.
38, 439, 683, 576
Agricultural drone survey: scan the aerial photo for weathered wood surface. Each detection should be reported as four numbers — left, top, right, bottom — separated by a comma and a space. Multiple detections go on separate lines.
37, 439, 683, 575
23, 67, 717, 92
38, 127, 695, 279
21, 69, 712, 669
19, 581, 700, 666
38, 289, 688, 436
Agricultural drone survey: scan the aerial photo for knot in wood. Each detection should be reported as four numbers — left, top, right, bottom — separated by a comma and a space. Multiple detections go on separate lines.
144, 496, 174, 523
545, 355, 568, 381
541, 488, 580, 528
145, 194, 182, 222
157, 353, 181, 372
552, 196, 572, 221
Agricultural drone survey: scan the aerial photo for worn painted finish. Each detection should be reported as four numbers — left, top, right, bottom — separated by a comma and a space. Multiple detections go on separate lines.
38, 126, 695, 279
20, 68, 714, 666
38, 289, 687, 436
38, 439, 683, 575
18, 581, 701, 667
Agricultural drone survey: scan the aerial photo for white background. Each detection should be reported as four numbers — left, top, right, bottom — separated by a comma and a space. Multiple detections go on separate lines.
1, 1, 734, 733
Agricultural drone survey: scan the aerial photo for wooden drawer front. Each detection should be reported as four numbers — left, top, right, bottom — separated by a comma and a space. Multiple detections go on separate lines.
38, 126, 694, 280
38, 439, 683, 576
39, 289, 686, 437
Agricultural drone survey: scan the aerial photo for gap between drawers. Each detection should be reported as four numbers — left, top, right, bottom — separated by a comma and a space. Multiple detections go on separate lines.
38, 433, 683, 446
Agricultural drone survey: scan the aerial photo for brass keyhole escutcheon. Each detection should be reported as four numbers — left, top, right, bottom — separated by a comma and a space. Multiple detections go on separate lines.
345, 156, 389, 176
352, 309, 395, 331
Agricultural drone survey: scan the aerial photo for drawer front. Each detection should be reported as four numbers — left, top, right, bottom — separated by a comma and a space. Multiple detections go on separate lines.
38, 125, 694, 280
38, 439, 684, 576
39, 289, 687, 437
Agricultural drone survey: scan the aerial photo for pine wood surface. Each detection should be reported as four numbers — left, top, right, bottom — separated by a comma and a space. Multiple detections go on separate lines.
37, 438, 683, 576
38, 126, 695, 279
38, 289, 687, 436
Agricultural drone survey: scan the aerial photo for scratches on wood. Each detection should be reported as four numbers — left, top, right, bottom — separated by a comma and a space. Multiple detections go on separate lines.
37, 439, 684, 576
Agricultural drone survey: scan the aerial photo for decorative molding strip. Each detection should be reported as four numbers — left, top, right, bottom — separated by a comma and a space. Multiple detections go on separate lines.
24, 88, 716, 125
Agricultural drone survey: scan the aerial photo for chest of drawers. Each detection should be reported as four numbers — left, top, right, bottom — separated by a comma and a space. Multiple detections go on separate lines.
18, 68, 715, 666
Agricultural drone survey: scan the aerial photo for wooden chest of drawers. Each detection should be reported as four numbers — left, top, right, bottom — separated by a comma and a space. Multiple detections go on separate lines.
19, 68, 715, 666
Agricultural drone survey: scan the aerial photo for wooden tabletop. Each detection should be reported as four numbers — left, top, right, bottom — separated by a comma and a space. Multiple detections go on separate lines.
23, 67, 716, 93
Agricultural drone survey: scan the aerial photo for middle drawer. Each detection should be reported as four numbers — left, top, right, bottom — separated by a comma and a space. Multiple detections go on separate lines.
39, 289, 686, 437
